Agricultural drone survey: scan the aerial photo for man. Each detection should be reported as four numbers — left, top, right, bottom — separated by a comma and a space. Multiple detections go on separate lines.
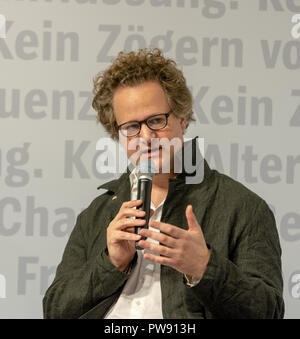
43, 48, 284, 319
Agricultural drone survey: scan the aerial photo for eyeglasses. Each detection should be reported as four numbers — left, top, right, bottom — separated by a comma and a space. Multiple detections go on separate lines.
117, 111, 173, 137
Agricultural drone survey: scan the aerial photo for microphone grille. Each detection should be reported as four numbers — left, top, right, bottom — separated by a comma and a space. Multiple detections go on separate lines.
137, 159, 156, 179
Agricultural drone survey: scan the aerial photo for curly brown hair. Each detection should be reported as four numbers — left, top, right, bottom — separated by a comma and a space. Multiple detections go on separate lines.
92, 48, 195, 140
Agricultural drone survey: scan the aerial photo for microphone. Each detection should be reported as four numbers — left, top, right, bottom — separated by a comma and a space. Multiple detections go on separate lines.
135, 159, 155, 250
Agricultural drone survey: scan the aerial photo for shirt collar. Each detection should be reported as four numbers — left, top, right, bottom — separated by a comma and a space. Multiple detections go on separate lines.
129, 166, 138, 189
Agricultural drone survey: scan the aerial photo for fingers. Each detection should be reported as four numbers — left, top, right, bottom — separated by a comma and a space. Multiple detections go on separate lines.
186, 205, 200, 231
108, 199, 148, 242
185, 206, 207, 250
126, 226, 135, 234
115, 200, 145, 220
138, 239, 175, 258
119, 208, 146, 220
123, 199, 143, 208
110, 199, 146, 231
149, 220, 185, 239
108, 219, 143, 245
116, 218, 146, 231
114, 230, 142, 242
139, 228, 177, 248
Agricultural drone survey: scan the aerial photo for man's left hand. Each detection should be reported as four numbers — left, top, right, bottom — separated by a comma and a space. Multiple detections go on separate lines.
138, 205, 211, 280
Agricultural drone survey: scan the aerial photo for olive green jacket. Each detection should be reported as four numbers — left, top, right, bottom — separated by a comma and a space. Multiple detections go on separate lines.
43, 141, 284, 319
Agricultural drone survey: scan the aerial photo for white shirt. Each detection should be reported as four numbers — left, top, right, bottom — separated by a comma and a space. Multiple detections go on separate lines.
104, 169, 165, 319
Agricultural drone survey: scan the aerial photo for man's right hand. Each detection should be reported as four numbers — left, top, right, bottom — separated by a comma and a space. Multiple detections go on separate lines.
107, 200, 146, 272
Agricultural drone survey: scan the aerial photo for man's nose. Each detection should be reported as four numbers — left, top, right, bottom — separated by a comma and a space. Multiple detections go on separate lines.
139, 122, 157, 144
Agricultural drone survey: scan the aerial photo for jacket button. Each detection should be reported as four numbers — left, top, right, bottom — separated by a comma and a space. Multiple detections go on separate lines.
112, 195, 117, 200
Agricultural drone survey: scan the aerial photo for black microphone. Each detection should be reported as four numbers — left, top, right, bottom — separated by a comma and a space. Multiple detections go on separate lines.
135, 159, 155, 250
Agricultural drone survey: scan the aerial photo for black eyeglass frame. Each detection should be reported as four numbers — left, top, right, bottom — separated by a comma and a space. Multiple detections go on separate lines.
117, 110, 173, 137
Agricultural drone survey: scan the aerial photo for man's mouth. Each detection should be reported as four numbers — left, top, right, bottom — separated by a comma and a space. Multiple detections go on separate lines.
141, 146, 162, 156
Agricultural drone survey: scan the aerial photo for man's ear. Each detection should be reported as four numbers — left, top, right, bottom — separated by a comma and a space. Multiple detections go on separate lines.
180, 118, 187, 133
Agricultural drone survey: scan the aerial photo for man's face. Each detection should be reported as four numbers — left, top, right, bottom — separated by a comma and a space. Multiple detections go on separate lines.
113, 80, 186, 173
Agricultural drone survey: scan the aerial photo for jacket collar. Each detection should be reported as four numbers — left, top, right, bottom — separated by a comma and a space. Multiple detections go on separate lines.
97, 136, 212, 194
